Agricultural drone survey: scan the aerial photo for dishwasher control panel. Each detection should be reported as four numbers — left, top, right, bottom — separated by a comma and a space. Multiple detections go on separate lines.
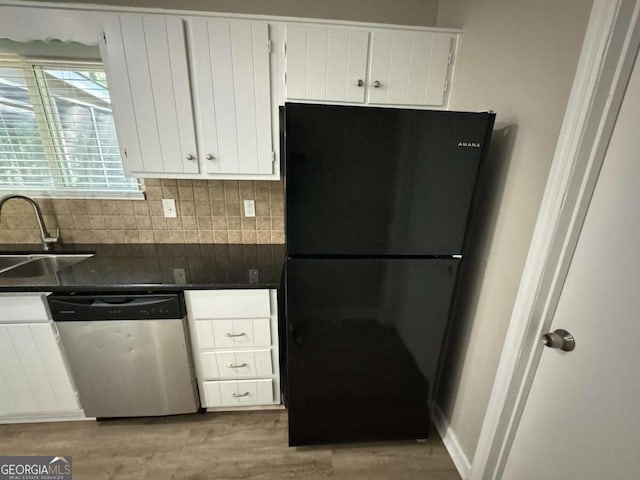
48, 293, 184, 321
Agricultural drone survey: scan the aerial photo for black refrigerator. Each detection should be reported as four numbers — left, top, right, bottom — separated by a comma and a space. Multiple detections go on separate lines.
284, 103, 495, 446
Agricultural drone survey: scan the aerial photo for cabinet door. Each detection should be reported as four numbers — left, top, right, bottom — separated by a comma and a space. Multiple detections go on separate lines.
188, 18, 273, 175
286, 25, 369, 103
202, 379, 274, 407
186, 289, 271, 320
200, 349, 273, 379
0, 323, 80, 416
195, 318, 272, 349
101, 14, 199, 176
368, 31, 454, 107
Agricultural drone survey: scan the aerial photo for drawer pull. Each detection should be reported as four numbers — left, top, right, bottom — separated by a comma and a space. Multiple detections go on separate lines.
232, 392, 250, 398
225, 332, 246, 338
227, 362, 248, 369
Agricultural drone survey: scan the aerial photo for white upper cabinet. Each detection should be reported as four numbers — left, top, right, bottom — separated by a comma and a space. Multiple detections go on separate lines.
284, 24, 457, 108
285, 25, 369, 103
101, 14, 199, 176
100, 12, 457, 178
101, 14, 276, 179
368, 31, 454, 106
187, 19, 274, 176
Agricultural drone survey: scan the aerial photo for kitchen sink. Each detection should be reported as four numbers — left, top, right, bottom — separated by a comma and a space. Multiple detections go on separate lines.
0, 254, 94, 278
0, 255, 33, 274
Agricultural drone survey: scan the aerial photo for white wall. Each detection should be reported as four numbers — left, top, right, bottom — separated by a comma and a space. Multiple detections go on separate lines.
436, 0, 593, 462
28, 0, 440, 26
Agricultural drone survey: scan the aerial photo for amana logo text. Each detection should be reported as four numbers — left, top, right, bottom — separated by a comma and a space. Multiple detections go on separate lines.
457, 141, 481, 148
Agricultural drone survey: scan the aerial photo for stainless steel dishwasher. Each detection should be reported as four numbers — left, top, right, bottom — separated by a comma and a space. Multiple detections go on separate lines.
48, 293, 199, 418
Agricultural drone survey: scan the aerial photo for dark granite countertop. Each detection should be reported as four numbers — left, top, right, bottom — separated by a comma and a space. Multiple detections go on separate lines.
0, 243, 285, 292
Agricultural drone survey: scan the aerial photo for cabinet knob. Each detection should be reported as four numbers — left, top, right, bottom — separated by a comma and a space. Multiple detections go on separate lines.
357, 79, 364, 87
373, 80, 382, 88
185, 154, 195, 161
206, 154, 215, 161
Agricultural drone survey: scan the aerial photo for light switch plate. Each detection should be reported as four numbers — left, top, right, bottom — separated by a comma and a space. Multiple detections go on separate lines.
162, 199, 177, 218
243, 199, 256, 217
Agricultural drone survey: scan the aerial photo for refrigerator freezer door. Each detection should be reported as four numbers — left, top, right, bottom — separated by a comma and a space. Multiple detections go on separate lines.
286, 257, 460, 446
285, 103, 494, 256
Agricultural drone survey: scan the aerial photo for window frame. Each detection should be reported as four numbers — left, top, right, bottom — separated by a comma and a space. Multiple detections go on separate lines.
0, 55, 144, 200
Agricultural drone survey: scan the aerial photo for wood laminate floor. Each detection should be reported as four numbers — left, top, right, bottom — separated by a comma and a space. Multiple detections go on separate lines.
0, 411, 461, 479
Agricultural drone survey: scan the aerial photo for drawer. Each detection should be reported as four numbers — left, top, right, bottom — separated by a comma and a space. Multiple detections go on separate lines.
186, 290, 270, 320
200, 349, 273, 379
194, 318, 271, 349
0, 293, 50, 323
202, 379, 275, 407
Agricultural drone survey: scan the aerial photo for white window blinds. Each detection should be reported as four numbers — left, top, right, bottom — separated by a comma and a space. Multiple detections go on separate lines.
0, 56, 142, 198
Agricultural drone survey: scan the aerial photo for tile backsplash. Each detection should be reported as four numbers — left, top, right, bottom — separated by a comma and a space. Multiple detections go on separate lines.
0, 179, 284, 245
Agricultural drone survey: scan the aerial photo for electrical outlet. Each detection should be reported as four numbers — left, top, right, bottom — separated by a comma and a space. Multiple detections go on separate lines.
243, 199, 256, 217
162, 199, 177, 218
249, 269, 259, 284
173, 268, 186, 284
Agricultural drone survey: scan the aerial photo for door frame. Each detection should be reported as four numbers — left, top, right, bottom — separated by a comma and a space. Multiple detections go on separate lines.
469, 1, 640, 479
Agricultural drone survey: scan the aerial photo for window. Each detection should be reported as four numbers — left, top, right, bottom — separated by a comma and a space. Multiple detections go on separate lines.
0, 55, 142, 198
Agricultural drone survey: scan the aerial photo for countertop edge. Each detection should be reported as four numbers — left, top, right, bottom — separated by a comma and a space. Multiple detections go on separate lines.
0, 283, 281, 293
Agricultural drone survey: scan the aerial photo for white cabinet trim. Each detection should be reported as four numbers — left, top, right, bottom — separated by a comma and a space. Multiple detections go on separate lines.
0, 5, 102, 45
0, 1, 461, 36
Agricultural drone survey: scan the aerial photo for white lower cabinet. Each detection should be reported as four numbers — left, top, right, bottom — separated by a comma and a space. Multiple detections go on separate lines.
194, 318, 272, 349
203, 379, 275, 407
185, 289, 281, 410
0, 294, 84, 423
200, 349, 273, 379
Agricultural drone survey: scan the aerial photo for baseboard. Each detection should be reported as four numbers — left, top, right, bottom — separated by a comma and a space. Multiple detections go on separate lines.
206, 404, 285, 413
0, 410, 91, 425
432, 404, 472, 479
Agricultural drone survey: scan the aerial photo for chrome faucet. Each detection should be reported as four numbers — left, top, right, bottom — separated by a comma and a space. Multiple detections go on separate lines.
0, 194, 60, 250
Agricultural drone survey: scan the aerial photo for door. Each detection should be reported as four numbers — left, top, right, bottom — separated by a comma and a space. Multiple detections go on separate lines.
285, 103, 494, 255
502, 49, 640, 479
286, 257, 459, 445
0, 323, 80, 416
187, 18, 274, 175
285, 24, 369, 103
368, 31, 454, 107
101, 14, 198, 176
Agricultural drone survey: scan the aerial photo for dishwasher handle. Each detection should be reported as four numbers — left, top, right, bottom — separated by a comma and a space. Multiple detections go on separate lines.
92, 297, 175, 307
